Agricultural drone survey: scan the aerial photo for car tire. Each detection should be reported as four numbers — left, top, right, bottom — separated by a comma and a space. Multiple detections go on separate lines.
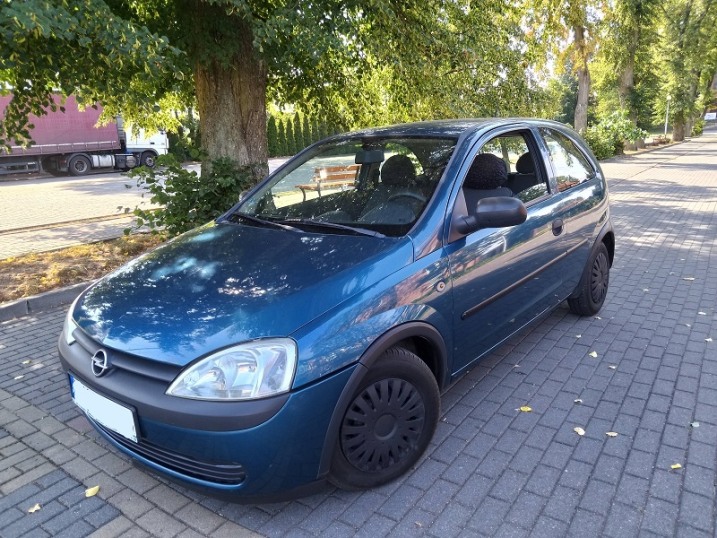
328, 347, 439, 490
568, 241, 610, 316
68, 155, 91, 176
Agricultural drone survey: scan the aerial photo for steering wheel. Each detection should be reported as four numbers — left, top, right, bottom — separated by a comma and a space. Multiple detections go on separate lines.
386, 192, 427, 204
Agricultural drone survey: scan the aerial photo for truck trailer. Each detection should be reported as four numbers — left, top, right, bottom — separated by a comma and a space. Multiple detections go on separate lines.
0, 95, 168, 176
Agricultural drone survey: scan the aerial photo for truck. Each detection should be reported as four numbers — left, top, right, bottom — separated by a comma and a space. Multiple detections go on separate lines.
0, 94, 168, 177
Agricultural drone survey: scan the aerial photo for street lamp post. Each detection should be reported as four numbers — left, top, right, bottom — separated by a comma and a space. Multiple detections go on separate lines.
664, 96, 671, 138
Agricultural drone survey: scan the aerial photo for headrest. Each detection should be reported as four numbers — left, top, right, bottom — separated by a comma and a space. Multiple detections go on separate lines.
516, 153, 535, 174
381, 155, 416, 186
464, 153, 507, 189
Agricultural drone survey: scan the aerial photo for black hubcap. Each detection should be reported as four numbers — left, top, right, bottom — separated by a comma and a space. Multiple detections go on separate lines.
590, 252, 609, 304
340, 378, 425, 472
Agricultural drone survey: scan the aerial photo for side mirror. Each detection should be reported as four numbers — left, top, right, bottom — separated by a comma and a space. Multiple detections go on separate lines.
454, 196, 527, 235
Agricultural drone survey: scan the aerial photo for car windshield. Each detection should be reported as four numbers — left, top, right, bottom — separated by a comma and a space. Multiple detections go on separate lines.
236, 136, 458, 237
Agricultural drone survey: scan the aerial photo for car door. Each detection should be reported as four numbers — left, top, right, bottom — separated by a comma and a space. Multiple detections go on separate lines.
445, 128, 566, 377
537, 127, 606, 295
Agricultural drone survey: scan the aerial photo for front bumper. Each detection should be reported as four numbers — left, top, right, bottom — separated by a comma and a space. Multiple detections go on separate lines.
58, 329, 356, 500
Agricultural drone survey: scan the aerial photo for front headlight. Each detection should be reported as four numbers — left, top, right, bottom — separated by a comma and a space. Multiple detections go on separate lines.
63, 296, 80, 346
166, 338, 297, 401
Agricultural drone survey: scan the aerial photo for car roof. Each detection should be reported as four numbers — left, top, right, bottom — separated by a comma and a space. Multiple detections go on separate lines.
333, 118, 568, 140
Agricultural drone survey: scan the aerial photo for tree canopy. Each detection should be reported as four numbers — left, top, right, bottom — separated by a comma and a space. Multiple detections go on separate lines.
1, 0, 716, 174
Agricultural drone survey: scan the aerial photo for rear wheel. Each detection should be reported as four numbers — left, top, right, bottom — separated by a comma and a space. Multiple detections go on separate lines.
568, 241, 610, 316
68, 155, 91, 176
329, 347, 439, 490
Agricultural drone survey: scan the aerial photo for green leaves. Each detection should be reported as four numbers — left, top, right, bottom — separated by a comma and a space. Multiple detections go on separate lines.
128, 155, 254, 237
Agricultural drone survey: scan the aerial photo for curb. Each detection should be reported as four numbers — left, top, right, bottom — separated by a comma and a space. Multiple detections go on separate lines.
0, 281, 91, 322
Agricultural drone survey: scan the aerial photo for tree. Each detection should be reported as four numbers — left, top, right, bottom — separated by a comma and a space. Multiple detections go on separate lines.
0, 0, 182, 148
526, 0, 599, 133
267, 116, 279, 157
4, 0, 504, 183
285, 120, 296, 156
654, 0, 717, 140
277, 119, 287, 157
293, 114, 304, 152
302, 115, 312, 148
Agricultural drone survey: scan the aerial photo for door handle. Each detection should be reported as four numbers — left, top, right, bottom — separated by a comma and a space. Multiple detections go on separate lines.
552, 219, 564, 236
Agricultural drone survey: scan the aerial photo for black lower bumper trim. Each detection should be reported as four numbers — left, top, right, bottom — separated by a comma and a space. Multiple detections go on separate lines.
94, 420, 246, 486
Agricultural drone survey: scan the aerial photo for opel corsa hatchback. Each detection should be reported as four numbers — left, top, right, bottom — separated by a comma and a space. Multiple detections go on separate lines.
59, 119, 614, 501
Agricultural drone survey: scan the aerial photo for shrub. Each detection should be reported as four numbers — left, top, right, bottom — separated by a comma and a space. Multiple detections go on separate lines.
692, 119, 705, 137
584, 127, 617, 160
127, 154, 254, 237
584, 111, 648, 160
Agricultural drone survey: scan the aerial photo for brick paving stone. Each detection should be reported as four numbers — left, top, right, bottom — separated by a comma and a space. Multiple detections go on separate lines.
2, 132, 717, 536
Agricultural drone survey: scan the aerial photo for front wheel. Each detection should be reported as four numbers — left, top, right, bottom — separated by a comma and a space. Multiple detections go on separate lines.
140, 151, 156, 167
568, 241, 610, 316
329, 347, 439, 490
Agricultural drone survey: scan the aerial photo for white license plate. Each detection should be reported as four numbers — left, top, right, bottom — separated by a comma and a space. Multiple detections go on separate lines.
70, 375, 138, 443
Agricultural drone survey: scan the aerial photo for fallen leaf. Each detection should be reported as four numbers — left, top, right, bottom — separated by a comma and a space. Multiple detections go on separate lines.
670, 463, 682, 470
574, 427, 586, 436
85, 485, 100, 498
27, 503, 41, 513
588, 351, 598, 358
606, 432, 618, 437
683, 277, 695, 281
14, 375, 24, 380
518, 406, 532, 413
690, 421, 700, 428
574, 399, 583, 404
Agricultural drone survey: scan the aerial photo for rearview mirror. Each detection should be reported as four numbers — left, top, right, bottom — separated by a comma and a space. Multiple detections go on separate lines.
355, 149, 385, 164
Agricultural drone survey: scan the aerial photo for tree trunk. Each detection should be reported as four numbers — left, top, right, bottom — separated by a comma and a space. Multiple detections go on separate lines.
618, 59, 634, 111
574, 65, 590, 134
673, 118, 685, 141
573, 25, 591, 134
194, 21, 268, 183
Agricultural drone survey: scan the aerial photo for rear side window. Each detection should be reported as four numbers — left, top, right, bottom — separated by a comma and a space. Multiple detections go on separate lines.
540, 129, 595, 192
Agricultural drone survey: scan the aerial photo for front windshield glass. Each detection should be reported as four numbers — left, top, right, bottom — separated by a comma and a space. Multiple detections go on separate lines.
236, 136, 458, 237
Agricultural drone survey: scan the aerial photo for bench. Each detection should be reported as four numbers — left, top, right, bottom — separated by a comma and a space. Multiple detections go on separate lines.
645, 135, 668, 147
298, 164, 359, 200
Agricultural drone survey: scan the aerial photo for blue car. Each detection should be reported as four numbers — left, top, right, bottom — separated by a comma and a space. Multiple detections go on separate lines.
59, 119, 613, 501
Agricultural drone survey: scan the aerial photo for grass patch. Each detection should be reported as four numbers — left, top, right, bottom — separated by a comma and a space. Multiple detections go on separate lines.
0, 234, 165, 303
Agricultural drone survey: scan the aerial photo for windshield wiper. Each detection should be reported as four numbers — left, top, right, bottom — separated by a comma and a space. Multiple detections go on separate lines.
277, 218, 385, 238
228, 212, 298, 231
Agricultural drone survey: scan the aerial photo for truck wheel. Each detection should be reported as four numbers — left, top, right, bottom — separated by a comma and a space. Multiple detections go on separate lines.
140, 152, 156, 167
68, 155, 91, 176
328, 347, 439, 490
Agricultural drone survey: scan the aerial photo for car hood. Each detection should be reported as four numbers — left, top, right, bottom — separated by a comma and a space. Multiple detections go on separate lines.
74, 222, 412, 366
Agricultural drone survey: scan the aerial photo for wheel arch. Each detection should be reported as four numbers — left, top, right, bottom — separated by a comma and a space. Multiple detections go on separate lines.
316, 321, 448, 478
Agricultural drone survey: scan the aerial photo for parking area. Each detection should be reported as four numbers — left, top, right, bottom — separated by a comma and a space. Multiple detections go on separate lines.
1, 134, 716, 537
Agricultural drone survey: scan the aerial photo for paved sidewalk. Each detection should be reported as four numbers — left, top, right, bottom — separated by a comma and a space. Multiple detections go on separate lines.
1, 135, 716, 537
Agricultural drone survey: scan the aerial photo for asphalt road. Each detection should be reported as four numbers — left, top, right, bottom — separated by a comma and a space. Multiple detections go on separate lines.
1, 134, 716, 537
